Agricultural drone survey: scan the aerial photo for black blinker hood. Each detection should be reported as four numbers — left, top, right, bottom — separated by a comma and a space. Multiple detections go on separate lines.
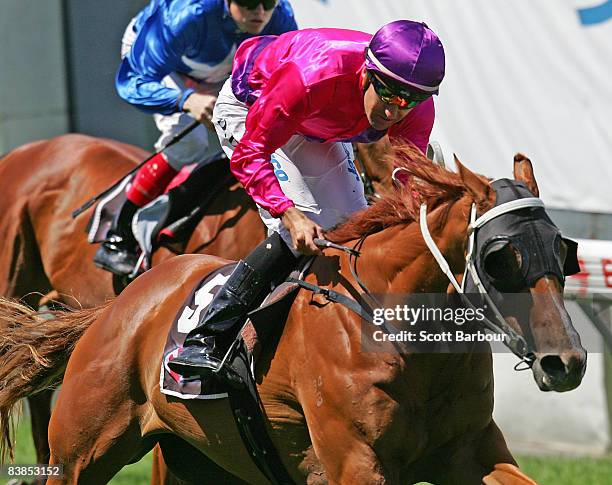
465, 179, 580, 302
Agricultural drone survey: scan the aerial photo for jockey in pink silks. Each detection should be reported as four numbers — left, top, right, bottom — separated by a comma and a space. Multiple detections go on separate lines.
169, 20, 446, 382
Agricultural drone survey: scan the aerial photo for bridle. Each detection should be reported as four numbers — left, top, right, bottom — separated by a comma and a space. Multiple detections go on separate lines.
303, 177, 576, 370
314, 194, 544, 365
419, 198, 544, 366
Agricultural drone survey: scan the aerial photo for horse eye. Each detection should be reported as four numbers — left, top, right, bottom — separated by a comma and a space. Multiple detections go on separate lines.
483, 242, 523, 285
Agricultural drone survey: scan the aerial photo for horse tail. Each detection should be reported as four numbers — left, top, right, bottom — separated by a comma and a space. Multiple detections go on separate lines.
0, 297, 109, 462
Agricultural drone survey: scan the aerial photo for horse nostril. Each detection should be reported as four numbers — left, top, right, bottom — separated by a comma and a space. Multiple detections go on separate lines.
540, 355, 567, 379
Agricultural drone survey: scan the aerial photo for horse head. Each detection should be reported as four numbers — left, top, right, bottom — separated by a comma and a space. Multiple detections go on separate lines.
454, 154, 586, 392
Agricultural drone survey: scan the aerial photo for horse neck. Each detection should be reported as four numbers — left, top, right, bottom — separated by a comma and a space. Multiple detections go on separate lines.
355, 196, 473, 294
355, 139, 394, 195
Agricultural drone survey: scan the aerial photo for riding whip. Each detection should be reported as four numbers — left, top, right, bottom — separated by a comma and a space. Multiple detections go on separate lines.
71, 119, 200, 218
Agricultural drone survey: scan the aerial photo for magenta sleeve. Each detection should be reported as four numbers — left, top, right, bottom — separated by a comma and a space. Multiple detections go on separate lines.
230, 62, 310, 217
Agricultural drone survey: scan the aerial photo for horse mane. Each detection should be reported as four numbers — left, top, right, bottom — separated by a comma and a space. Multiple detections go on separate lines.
327, 143, 467, 244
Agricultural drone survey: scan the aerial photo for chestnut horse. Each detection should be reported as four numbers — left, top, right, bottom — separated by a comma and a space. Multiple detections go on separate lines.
0, 146, 586, 484
0, 133, 263, 307
0, 134, 265, 483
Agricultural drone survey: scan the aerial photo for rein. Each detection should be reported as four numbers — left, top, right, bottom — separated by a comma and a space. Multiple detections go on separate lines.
348, 236, 384, 311
354, 151, 381, 202
289, 238, 377, 322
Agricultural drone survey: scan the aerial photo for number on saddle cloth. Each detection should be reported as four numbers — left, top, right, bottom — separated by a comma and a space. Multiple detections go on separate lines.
159, 263, 302, 484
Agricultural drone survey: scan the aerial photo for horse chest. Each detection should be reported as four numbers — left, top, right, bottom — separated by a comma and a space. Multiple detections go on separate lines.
412, 354, 495, 457
365, 354, 495, 462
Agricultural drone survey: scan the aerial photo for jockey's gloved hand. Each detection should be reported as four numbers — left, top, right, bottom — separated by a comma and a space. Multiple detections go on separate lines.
182, 93, 217, 129
281, 207, 324, 256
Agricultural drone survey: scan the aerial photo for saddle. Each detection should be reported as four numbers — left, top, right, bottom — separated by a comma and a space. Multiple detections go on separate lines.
161, 259, 311, 399
161, 259, 313, 485
87, 151, 230, 271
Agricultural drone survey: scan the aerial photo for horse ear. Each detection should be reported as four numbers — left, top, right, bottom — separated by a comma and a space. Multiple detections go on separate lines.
513, 153, 539, 197
454, 154, 492, 205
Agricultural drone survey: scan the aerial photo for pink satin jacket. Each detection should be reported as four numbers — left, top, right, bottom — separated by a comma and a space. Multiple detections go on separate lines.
230, 28, 435, 217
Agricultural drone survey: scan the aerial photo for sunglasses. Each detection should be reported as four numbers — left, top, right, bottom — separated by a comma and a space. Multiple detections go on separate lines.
368, 72, 431, 109
232, 0, 278, 10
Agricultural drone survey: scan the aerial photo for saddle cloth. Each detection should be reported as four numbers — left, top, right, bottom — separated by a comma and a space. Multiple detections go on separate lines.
160, 261, 304, 400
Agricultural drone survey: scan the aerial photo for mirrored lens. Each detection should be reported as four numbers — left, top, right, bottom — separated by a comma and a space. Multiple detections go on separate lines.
368, 72, 430, 109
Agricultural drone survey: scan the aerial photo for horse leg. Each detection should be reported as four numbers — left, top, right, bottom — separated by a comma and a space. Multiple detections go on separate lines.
45, 354, 152, 484
2, 212, 56, 485
482, 463, 538, 485
27, 390, 52, 485
305, 431, 387, 484
47, 405, 150, 485
477, 421, 538, 485
154, 434, 249, 485
150, 444, 190, 485
437, 421, 537, 485
46, 396, 151, 485
429, 456, 536, 485
151, 445, 178, 485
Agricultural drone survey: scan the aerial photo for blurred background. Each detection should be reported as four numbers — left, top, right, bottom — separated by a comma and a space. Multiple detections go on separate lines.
0, 0, 155, 150
1, 0, 611, 483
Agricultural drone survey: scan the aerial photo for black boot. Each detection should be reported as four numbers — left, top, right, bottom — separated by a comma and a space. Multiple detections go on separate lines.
93, 199, 140, 276
168, 233, 297, 382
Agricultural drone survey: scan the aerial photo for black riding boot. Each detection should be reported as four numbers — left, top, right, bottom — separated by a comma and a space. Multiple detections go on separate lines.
93, 198, 140, 276
168, 233, 297, 381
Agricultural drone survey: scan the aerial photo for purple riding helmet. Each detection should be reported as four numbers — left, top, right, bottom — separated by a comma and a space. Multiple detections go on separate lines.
365, 20, 446, 94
